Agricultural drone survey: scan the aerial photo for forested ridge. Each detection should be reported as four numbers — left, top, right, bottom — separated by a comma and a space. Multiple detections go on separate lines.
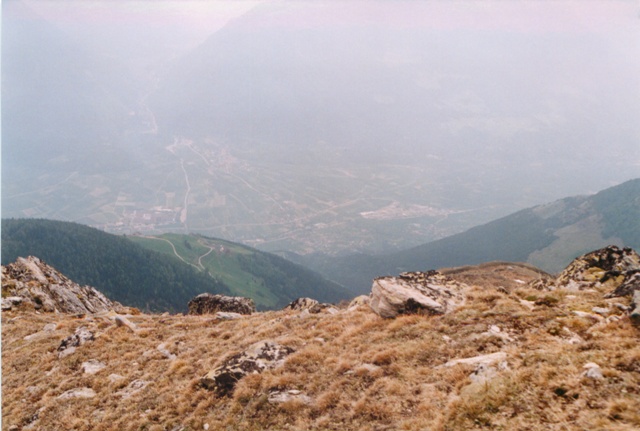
1, 219, 230, 312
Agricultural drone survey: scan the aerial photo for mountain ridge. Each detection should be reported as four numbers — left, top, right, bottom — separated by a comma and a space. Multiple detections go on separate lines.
1, 218, 350, 311
292, 178, 640, 293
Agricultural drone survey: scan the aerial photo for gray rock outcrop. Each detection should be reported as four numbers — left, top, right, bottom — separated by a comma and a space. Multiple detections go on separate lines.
1, 256, 123, 314
285, 297, 331, 313
630, 289, 640, 326
285, 297, 319, 311
57, 326, 95, 358
201, 340, 295, 396
535, 246, 640, 295
187, 293, 255, 315
369, 270, 467, 318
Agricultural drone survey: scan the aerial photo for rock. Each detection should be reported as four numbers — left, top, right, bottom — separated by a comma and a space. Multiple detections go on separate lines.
370, 270, 467, 318
213, 312, 244, 321
630, 289, 640, 325
1, 256, 123, 314
285, 298, 332, 313
157, 343, 177, 360
201, 340, 295, 396
114, 315, 138, 332
81, 360, 106, 375
268, 389, 313, 405
43, 323, 57, 332
561, 327, 585, 345
605, 268, 640, 298
475, 325, 514, 344
469, 363, 498, 384
57, 327, 94, 358
116, 379, 150, 399
57, 387, 97, 399
309, 303, 330, 313
285, 297, 319, 311
591, 307, 610, 316
582, 362, 604, 380
348, 295, 370, 309
298, 309, 311, 319
573, 310, 604, 322
108, 374, 125, 383
536, 246, 640, 294
188, 293, 255, 315
1, 296, 24, 311
443, 351, 507, 368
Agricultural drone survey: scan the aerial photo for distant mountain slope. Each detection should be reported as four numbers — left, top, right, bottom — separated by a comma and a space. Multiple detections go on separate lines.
1, 219, 230, 312
1, 219, 350, 311
127, 233, 351, 309
296, 178, 640, 293
2, 0, 137, 172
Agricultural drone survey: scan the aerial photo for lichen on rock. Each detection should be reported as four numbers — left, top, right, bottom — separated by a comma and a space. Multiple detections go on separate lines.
369, 270, 467, 318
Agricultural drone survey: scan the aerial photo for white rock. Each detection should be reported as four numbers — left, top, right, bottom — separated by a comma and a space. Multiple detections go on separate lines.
591, 307, 610, 316
108, 374, 125, 383
443, 351, 507, 368
57, 346, 76, 359
214, 312, 243, 320
114, 315, 138, 332
58, 388, 97, 399
582, 362, 604, 380
348, 295, 370, 309
573, 310, 604, 321
82, 360, 106, 375
519, 299, 535, 310
268, 390, 313, 405
298, 309, 311, 319
116, 379, 150, 399
469, 363, 497, 384
370, 272, 466, 318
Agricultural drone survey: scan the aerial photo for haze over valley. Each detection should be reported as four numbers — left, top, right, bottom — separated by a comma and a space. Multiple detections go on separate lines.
3, 0, 639, 257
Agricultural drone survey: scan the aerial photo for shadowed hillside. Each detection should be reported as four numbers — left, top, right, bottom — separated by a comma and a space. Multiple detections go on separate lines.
1, 219, 350, 311
295, 178, 640, 293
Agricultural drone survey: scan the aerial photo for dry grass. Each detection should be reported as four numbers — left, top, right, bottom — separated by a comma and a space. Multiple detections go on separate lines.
2, 265, 639, 431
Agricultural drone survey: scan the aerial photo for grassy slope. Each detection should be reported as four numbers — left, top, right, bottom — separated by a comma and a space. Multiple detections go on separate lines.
129, 234, 281, 308
2, 271, 638, 431
128, 233, 350, 309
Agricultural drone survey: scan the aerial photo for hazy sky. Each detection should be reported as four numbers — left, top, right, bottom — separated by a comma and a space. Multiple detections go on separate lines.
3, 0, 639, 243
20, 0, 640, 38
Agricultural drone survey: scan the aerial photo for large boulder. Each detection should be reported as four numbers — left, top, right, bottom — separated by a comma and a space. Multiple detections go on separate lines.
369, 270, 467, 318
1, 256, 123, 314
201, 340, 295, 396
187, 293, 255, 315
535, 246, 640, 296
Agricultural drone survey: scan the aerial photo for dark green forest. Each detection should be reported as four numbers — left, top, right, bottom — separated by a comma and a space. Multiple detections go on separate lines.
1, 219, 230, 312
